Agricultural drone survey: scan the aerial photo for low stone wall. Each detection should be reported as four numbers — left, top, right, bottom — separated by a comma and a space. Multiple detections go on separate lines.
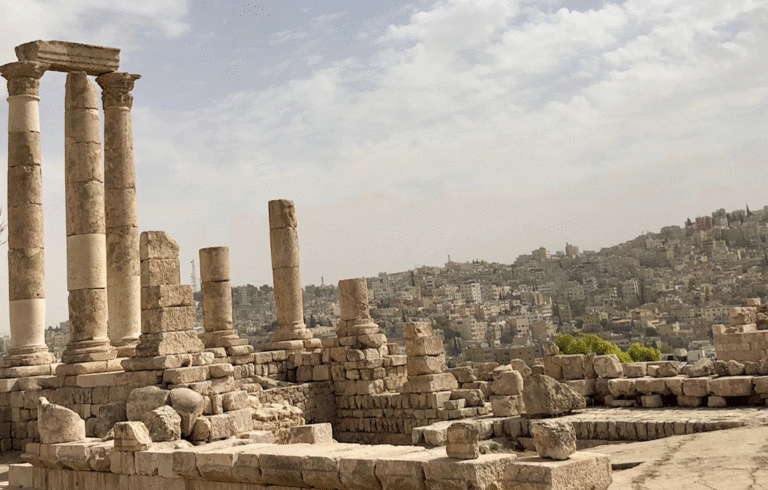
0, 348, 290, 450
254, 381, 336, 425
335, 391, 490, 445
9, 437, 611, 490
713, 324, 768, 362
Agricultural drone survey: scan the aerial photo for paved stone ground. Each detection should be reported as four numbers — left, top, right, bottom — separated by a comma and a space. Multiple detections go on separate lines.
585, 425, 768, 489
563, 406, 768, 426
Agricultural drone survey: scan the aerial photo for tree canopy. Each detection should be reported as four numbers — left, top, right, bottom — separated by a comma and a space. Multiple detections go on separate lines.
555, 333, 661, 363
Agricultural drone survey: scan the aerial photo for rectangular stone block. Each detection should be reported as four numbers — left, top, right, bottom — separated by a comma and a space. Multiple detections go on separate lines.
16, 40, 120, 75
407, 354, 446, 376
140, 258, 180, 287
140, 285, 194, 310
503, 452, 612, 489
163, 365, 210, 385
134, 331, 204, 357
142, 306, 196, 334
405, 337, 444, 357
289, 423, 333, 444
402, 373, 458, 393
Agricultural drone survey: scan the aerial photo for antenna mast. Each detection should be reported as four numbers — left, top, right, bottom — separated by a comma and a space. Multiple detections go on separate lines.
191, 260, 198, 293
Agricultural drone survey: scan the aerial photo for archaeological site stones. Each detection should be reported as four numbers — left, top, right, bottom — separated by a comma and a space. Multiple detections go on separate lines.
6, 37, 768, 490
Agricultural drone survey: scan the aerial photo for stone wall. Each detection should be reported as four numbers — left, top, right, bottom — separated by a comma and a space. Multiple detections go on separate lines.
0, 348, 290, 450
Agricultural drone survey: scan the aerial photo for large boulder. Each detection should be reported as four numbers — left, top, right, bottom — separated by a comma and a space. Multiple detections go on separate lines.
38, 397, 85, 444
593, 355, 623, 378
126, 386, 170, 421
143, 405, 182, 442
530, 420, 577, 460
170, 387, 205, 437
522, 374, 586, 417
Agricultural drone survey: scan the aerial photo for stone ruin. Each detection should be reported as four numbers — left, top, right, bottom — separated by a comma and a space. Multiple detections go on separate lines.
0, 39, 659, 490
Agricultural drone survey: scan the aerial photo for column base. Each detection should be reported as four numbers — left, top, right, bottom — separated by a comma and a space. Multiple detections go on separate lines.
111, 338, 138, 358
61, 339, 117, 364
1, 345, 55, 368
199, 330, 247, 348
271, 325, 313, 342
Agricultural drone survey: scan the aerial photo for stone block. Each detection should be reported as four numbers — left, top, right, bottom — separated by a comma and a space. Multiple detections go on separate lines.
502, 452, 612, 490
163, 365, 210, 385
708, 396, 727, 408
593, 355, 623, 378
405, 337, 444, 357
289, 423, 333, 444
490, 395, 521, 417
531, 420, 577, 460
623, 363, 646, 378
682, 377, 711, 397
561, 355, 585, 380
402, 373, 458, 393
140, 285, 194, 309
16, 40, 120, 75
407, 354, 446, 376
492, 370, 524, 396
134, 331, 205, 357
142, 306, 195, 334
140, 231, 179, 260
641, 394, 663, 408
113, 421, 151, 451
140, 258, 181, 287
446, 422, 480, 459
709, 376, 753, 397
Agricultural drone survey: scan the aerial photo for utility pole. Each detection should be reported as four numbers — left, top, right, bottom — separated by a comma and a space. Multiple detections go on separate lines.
191, 259, 198, 293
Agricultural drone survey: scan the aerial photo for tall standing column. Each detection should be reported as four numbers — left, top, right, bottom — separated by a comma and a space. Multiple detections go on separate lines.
96, 72, 141, 358
268, 199, 313, 346
0, 61, 55, 367
61, 72, 116, 364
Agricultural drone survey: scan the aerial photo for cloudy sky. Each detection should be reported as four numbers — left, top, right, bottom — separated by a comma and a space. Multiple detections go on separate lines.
0, 0, 766, 332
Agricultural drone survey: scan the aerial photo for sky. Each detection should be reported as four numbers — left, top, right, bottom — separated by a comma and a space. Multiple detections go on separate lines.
0, 0, 766, 333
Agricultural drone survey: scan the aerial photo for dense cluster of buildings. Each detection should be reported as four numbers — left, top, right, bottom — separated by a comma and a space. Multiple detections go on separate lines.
9, 205, 768, 365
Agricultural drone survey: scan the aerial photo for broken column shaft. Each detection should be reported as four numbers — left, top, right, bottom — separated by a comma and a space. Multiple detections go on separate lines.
96, 72, 141, 358
0, 61, 55, 367
61, 72, 116, 364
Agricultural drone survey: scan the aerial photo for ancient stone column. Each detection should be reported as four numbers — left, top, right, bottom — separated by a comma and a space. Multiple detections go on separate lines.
199, 247, 235, 342
268, 199, 312, 345
61, 72, 116, 364
0, 61, 55, 367
96, 72, 141, 358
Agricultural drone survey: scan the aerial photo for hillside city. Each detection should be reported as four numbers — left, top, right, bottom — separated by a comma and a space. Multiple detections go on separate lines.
36, 204, 768, 366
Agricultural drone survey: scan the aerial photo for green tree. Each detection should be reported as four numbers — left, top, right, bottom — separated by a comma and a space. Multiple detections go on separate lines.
626, 342, 661, 362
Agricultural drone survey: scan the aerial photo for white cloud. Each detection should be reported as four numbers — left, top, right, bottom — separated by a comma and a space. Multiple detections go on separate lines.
2, 0, 768, 331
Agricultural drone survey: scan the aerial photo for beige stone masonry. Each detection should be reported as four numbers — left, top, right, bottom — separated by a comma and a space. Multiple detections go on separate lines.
16, 40, 120, 75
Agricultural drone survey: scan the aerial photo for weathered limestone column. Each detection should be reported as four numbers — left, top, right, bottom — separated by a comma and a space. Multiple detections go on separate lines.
199, 247, 240, 347
96, 72, 141, 358
61, 72, 116, 364
0, 61, 55, 367
267, 199, 314, 349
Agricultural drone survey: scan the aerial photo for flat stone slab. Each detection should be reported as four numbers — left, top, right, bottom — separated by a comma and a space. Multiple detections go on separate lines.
584, 424, 768, 489
15, 40, 119, 75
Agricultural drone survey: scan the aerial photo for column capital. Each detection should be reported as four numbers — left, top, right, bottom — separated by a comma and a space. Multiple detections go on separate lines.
0, 61, 49, 96
96, 72, 140, 109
